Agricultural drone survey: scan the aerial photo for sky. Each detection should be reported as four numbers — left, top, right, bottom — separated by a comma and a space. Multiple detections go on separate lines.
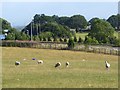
1, 1, 118, 27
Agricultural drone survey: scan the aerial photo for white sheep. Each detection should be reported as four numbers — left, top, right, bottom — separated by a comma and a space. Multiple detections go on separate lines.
15, 61, 20, 66
66, 62, 69, 67
37, 60, 43, 64
55, 62, 61, 68
105, 61, 110, 70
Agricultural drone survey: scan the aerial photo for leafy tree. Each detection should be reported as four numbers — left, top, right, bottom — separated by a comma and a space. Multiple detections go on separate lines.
41, 22, 72, 38
74, 36, 77, 42
0, 18, 11, 30
5, 33, 15, 40
88, 19, 115, 44
107, 14, 120, 30
57, 16, 70, 26
84, 36, 98, 44
68, 15, 87, 31
33, 35, 40, 41
68, 38, 75, 49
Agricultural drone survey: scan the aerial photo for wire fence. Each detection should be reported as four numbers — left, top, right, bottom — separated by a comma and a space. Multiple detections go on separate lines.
1, 40, 120, 56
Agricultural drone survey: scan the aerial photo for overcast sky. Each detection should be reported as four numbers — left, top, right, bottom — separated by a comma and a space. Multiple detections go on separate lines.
1, 1, 118, 27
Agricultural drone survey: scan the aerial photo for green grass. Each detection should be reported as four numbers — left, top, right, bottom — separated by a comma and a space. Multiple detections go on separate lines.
2, 47, 118, 88
76, 32, 88, 40
75, 31, 119, 40
114, 31, 119, 38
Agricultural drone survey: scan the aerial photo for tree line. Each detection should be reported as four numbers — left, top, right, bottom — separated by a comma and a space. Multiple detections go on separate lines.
1, 14, 120, 48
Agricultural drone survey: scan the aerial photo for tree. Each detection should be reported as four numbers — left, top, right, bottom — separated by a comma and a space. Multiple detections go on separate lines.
107, 14, 120, 30
88, 19, 115, 44
57, 16, 70, 26
74, 36, 77, 42
78, 37, 83, 43
68, 15, 87, 31
5, 33, 15, 40
0, 18, 11, 30
41, 22, 72, 38
84, 36, 99, 44
68, 38, 75, 49
33, 35, 40, 41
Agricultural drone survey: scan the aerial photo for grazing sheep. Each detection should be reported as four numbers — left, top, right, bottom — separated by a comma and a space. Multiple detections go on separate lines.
55, 62, 61, 68
105, 61, 110, 70
23, 58, 26, 61
15, 61, 20, 66
37, 60, 43, 64
66, 62, 69, 67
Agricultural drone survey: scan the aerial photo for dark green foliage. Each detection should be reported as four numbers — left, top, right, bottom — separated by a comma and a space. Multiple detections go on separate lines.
48, 37, 52, 41
22, 14, 87, 37
15, 32, 30, 40
64, 38, 67, 42
41, 22, 72, 38
74, 36, 77, 42
68, 38, 75, 49
84, 36, 99, 44
78, 37, 83, 43
0, 18, 11, 30
5, 33, 15, 40
57, 16, 70, 26
107, 14, 120, 30
43, 37, 47, 41
59, 38, 63, 42
88, 19, 115, 44
33, 35, 40, 41
53, 37, 57, 42
38, 36, 42, 41
68, 15, 87, 30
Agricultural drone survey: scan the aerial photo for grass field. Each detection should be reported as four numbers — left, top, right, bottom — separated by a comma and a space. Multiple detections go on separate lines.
2, 47, 118, 88
76, 31, 119, 40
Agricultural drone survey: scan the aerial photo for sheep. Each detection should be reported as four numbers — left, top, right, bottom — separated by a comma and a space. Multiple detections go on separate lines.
37, 60, 43, 64
66, 62, 69, 67
15, 61, 20, 66
105, 61, 110, 70
55, 62, 61, 68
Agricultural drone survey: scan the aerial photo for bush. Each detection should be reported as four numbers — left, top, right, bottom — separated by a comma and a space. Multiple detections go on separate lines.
48, 37, 52, 41
68, 38, 75, 49
64, 38, 67, 42
78, 37, 83, 43
59, 38, 63, 42
43, 37, 47, 41
74, 36, 77, 42
84, 36, 99, 45
53, 37, 57, 42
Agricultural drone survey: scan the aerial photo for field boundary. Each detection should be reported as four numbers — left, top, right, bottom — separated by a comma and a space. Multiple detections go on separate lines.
1, 40, 120, 56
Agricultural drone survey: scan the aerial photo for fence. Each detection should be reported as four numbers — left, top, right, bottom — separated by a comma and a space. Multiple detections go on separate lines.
1, 40, 120, 56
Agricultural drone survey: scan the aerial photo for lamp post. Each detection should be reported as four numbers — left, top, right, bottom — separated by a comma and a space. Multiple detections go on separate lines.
31, 20, 34, 41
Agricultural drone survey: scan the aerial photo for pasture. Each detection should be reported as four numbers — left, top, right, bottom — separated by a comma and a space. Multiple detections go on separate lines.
76, 31, 119, 40
2, 47, 118, 88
